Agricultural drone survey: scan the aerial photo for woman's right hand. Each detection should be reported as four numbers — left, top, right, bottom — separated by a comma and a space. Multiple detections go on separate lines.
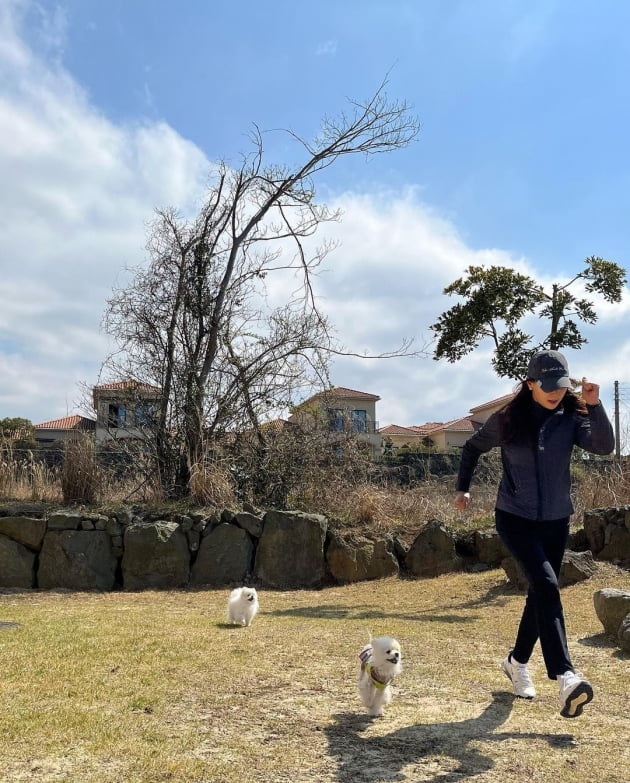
453, 491, 471, 511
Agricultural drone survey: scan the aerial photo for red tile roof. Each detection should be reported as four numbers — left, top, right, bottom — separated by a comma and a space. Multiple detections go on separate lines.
379, 424, 425, 436
324, 386, 380, 400
469, 392, 515, 413
34, 415, 96, 431
93, 380, 161, 393
382, 417, 474, 436
261, 418, 295, 432
298, 386, 381, 406
440, 416, 475, 432
92, 380, 161, 408
1, 428, 32, 440
409, 422, 444, 433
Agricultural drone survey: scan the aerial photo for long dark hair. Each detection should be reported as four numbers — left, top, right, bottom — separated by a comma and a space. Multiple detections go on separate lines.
500, 381, 587, 444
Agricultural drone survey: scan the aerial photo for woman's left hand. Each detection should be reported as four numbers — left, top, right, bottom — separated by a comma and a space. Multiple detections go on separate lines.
581, 377, 600, 406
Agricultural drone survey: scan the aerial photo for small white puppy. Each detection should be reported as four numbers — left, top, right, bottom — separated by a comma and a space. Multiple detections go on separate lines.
226, 587, 259, 627
357, 635, 402, 717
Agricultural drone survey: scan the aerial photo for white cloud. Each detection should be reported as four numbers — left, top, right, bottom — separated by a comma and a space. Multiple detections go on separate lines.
0, 0, 627, 438
0, 1, 209, 423
294, 189, 524, 424
278, 188, 629, 428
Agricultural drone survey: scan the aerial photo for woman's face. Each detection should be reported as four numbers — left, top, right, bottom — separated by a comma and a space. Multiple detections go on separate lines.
527, 382, 568, 410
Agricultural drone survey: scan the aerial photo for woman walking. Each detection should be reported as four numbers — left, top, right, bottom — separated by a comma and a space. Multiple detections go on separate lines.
454, 350, 614, 718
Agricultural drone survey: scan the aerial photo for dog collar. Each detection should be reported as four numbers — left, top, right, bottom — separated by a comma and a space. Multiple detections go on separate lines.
364, 662, 392, 690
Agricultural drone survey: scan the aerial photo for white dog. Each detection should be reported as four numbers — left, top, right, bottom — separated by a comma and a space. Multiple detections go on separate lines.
357, 635, 402, 717
226, 587, 259, 627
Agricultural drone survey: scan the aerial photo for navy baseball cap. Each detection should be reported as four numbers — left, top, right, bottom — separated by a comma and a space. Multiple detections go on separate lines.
526, 350, 572, 392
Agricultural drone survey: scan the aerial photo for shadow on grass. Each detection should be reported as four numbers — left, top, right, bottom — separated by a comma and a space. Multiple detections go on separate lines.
214, 621, 255, 630
451, 582, 517, 610
326, 691, 576, 783
268, 580, 515, 623
577, 632, 619, 649
269, 604, 479, 624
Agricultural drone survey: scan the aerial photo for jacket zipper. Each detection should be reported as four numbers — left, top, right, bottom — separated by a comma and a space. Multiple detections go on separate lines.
535, 419, 548, 520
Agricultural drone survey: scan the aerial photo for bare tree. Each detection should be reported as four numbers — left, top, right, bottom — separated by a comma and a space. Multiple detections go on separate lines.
103, 81, 420, 497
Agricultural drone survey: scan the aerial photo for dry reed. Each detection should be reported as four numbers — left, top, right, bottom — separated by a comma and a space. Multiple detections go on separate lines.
0, 450, 627, 542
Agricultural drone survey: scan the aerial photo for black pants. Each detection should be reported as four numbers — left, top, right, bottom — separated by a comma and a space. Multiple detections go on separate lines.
495, 508, 573, 680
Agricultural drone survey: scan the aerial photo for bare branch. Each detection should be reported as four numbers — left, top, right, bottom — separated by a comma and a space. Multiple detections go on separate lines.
101, 80, 420, 497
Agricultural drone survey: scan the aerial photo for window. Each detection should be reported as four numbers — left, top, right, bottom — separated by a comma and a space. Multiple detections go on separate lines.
108, 404, 126, 428
351, 409, 367, 433
327, 408, 345, 432
134, 403, 156, 427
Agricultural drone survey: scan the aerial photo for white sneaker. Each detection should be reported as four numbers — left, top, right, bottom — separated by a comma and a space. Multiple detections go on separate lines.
558, 671, 593, 718
501, 654, 536, 699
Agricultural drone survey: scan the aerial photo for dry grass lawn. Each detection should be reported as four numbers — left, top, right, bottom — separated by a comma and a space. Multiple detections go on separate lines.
0, 565, 628, 783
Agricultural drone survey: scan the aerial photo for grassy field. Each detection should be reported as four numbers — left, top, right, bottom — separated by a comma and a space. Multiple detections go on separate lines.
0, 565, 628, 783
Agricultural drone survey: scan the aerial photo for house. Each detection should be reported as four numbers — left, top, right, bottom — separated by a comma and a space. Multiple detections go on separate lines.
31, 381, 162, 446
380, 417, 474, 452
420, 417, 475, 450
34, 415, 96, 445
29, 381, 517, 457
379, 424, 428, 452
379, 391, 515, 453
288, 386, 381, 458
92, 381, 162, 444
469, 392, 515, 429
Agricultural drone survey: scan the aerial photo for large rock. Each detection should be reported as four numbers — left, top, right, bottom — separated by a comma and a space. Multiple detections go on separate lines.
405, 519, 463, 578
618, 613, 630, 653
0, 502, 47, 518
583, 506, 630, 562
567, 527, 588, 551
559, 550, 597, 585
122, 520, 190, 590
190, 523, 255, 586
38, 530, 117, 590
233, 511, 264, 538
326, 533, 399, 583
0, 534, 36, 588
254, 510, 327, 588
472, 528, 509, 567
47, 511, 84, 530
501, 550, 597, 591
0, 516, 47, 550
599, 525, 630, 563
501, 557, 527, 590
583, 507, 612, 553
593, 588, 630, 636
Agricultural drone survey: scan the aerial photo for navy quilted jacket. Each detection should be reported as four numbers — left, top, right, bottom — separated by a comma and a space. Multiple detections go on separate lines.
456, 402, 614, 521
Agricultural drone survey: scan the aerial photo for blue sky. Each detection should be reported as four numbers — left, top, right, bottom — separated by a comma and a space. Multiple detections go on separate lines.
1, 0, 629, 438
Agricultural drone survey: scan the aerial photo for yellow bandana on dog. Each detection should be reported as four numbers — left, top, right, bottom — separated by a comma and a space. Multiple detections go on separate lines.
364, 662, 390, 689
359, 644, 393, 689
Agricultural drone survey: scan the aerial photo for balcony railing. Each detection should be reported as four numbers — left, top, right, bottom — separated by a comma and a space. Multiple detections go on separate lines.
328, 419, 379, 435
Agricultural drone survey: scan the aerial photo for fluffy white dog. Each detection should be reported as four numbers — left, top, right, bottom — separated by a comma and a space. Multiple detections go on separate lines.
357, 635, 402, 717
226, 587, 259, 627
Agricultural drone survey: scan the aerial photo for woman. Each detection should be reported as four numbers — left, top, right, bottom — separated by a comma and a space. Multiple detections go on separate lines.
454, 349, 614, 718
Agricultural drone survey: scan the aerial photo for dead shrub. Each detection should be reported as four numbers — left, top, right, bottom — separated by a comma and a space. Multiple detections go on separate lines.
0, 454, 16, 498
572, 460, 630, 522
189, 459, 237, 508
27, 458, 61, 502
0, 446, 61, 502
61, 438, 101, 504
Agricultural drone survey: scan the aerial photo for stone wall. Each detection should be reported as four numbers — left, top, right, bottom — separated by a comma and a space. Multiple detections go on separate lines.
0, 502, 628, 592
